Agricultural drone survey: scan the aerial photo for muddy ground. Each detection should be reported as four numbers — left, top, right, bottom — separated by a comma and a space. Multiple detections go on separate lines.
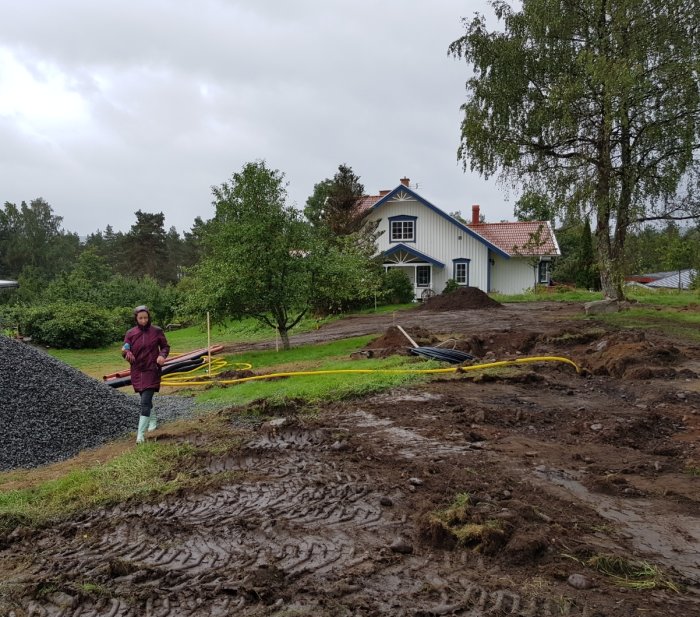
1, 301, 699, 616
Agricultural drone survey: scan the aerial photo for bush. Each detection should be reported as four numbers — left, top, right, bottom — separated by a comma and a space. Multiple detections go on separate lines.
19, 302, 126, 349
380, 269, 414, 304
443, 279, 460, 294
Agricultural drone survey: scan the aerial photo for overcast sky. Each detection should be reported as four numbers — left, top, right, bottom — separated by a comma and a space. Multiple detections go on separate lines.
0, 0, 516, 237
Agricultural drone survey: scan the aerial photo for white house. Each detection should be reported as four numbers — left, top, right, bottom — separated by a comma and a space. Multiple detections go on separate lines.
360, 179, 561, 298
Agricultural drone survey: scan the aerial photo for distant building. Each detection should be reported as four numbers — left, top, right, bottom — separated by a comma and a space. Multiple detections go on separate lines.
625, 269, 696, 290
360, 179, 560, 299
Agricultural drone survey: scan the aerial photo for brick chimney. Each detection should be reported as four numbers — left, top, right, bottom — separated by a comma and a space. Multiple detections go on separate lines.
400, 177, 410, 187
379, 189, 390, 197
471, 204, 481, 225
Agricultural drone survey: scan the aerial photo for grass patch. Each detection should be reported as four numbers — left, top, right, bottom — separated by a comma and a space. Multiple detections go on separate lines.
491, 288, 603, 303
563, 552, 679, 591
492, 286, 699, 308
421, 491, 507, 553
0, 413, 248, 533
591, 307, 700, 341
586, 554, 680, 592
0, 442, 194, 532
46, 306, 415, 379
626, 288, 700, 308
227, 335, 376, 370
192, 354, 437, 407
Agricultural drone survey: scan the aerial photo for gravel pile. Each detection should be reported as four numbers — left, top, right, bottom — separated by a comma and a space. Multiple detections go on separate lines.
0, 335, 196, 471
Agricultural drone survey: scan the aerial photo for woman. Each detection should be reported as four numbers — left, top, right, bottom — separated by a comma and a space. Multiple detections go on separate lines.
122, 305, 170, 443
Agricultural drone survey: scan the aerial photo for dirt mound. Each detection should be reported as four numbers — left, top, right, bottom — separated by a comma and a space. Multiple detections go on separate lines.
418, 287, 502, 311
364, 326, 437, 350
585, 333, 684, 378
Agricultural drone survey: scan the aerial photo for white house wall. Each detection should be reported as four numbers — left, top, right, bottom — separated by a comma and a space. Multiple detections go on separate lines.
490, 254, 538, 294
365, 195, 490, 295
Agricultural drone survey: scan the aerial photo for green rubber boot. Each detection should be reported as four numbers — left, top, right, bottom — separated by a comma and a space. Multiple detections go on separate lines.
136, 415, 149, 444
148, 411, 157, 433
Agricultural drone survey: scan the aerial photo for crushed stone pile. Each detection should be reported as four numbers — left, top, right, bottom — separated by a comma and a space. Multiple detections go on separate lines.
418, 287, 502, 311
0, 335, 196, 471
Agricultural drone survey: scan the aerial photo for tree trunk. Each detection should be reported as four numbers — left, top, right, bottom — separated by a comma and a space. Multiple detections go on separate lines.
278, 327, 291, 350
598, 244, 624, 300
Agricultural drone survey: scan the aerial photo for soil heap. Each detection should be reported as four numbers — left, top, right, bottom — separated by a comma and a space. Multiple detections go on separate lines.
0, 335, 194, 471
364, 326, 437, 350
418, 287, 502, 311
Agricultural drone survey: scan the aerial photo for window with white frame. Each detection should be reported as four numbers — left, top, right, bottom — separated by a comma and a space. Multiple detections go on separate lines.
416, 265, 431, 287
389, 216, 416, 242
538, 260, 550, 284
453, 259, 470, 285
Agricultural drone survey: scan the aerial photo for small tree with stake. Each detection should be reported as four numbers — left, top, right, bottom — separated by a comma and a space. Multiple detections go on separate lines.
184, 161, 314, 349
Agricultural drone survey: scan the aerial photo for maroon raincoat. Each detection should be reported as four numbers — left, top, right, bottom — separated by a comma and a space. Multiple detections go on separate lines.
123, 324, 170, 392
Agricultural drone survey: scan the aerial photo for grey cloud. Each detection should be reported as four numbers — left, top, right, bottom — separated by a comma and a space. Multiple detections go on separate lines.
0, 0, 514, 235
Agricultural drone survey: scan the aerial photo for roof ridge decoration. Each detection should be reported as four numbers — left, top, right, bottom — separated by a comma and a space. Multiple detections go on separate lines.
370, 184, 511, 260
390, 190, 413, 202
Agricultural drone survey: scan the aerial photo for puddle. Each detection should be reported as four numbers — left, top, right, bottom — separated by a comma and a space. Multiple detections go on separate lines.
534, 467, 700, 583
369, 391, 443, 404
347, 410, 472, 458
353, 409, 393, 427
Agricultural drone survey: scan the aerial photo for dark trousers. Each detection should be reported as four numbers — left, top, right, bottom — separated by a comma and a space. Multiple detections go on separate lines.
139, 389, 155, 417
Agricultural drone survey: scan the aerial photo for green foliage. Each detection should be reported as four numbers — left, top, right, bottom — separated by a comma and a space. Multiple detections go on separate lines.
183, 161, 315, 348
309, 239, 383, 315
0, 198, 79, 294
552, 217, 599, 289
0, 198, 79, 278
443, 279, 460, 294
513, 190, 555, 224
304, 164, 365, 235
119, 211, 174, 283
380, 268, 415, 304
303, 164, 383, 314
184, 161, 385, 346
36, 249, 180, 327
19, 302, 126, 349
449, 0, 700, 300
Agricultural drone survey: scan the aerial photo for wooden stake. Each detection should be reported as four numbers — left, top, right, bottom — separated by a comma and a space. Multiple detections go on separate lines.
396, 325, 418, 348
207, 311, 212, 375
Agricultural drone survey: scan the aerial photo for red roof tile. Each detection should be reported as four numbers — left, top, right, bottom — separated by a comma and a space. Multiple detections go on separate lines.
468, 221, 560, 257
356, 194, 380, 214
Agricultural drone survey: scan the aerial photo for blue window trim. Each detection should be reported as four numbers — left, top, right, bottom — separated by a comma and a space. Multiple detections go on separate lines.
416, 265, 431, 287
388, 215, 417, 244
452, 258, 470, 286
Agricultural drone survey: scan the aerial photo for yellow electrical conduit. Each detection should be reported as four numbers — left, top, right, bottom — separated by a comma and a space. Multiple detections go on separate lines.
161, 355, 581, 388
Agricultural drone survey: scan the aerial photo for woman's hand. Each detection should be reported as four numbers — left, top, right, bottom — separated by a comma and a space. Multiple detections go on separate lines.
124, 350, 136, 363
156, 356, 166, 367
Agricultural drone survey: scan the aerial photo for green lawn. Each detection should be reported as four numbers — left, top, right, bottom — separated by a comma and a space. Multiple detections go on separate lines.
48, 306, 414, 379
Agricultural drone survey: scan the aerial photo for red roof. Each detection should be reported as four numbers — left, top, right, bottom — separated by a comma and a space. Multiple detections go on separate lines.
356, 194, 380, 214
468, 221, 560, 257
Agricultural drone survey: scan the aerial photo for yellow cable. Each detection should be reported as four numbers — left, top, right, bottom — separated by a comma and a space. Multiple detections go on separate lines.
160, 355, 580, 388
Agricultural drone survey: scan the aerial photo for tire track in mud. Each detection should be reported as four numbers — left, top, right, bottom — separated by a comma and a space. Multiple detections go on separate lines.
10, 425, 407, 616
7, 394, 686, 616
